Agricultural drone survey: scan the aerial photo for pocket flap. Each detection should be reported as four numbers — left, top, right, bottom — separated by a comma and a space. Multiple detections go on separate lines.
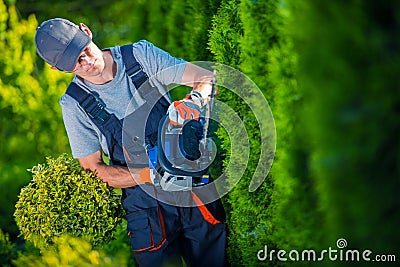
127, 211, 153, 251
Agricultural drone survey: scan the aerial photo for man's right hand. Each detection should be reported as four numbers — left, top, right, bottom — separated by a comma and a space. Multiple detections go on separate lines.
79, 150, 137, 188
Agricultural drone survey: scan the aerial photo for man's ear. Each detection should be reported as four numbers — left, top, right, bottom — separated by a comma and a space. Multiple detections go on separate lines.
79, 23, 93, 39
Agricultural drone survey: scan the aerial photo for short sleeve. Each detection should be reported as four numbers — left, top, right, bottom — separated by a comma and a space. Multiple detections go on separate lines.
133, 40, 187, 87
60, 94, 102, 158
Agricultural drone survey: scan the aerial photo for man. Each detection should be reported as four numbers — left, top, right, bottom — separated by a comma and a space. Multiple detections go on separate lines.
35, 18, 228, 267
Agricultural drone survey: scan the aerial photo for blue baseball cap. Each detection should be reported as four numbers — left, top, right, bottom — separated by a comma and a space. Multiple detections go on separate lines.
35, 18, 91, 71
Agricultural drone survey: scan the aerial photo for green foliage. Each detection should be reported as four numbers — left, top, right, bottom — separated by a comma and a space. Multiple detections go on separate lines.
165, 0, 187, 58
0, 1, 70, 160
14, 154, 124, 249
0, 229, 18, 267
295, 0, 400, 253
208, 0, 286, 265
0, 164, 32, 241
0, 0, 71, 241
225, 1, 285, 266
144, 0, 169, 47
15, 0, 148, 48
183, 0, 222, 61
262, 0, 326, 255
102, 221, 136, 266
13, 234, 128, 267
208, 2, 245, 265
164, 0, 221, 60
208, 0, 242, 67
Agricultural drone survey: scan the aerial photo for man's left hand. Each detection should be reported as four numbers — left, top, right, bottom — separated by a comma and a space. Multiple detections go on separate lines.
168, 100, 201, 127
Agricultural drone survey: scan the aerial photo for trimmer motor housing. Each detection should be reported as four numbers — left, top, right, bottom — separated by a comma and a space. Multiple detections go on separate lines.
155, 115, 215, 191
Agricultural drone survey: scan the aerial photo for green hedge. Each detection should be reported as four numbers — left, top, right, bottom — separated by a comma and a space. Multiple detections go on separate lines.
296, 0, 400, 255
208, 1, 244, 265
267, 1, 325, 256
13, 234, 128, 267
14, 154, 124, 249
208, 0, 282, 265
183, 0, 221, 61
0, 229, 17, 267
0, 0, 72, 241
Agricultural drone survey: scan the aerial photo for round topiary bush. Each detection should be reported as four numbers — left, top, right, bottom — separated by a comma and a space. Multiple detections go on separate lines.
14, 154, 124, 248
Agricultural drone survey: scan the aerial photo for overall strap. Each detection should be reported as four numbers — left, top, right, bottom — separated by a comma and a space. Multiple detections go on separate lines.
120, 44, 170, 105
66, 82, 128, 166
120, 44, 148, 91
66, 82, 111, 123
120, 43, 171, 147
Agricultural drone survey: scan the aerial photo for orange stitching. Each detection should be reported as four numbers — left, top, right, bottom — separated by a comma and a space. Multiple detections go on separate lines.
191, 191, 220, 225
123, 146, 132, 162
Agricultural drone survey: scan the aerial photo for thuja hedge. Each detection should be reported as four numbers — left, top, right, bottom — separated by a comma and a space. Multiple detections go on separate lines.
295, 0, 400, 254
14, 154, 124, 249
216, 1, 400, 264
208, 0, 326, 265
236, 1, 286, 265
164, 0, 221, 61
208, 0, 285, 265
266, 0, 326, 255
208, 1, 245, 265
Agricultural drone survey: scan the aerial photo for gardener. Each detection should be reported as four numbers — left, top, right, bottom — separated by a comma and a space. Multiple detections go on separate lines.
35, 18, 228, 267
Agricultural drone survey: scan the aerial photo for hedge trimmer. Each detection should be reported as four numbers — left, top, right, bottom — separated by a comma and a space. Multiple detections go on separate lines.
156, 70, 217, 191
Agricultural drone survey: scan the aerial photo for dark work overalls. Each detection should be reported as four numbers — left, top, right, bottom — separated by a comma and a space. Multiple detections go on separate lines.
66, 44, 228, 267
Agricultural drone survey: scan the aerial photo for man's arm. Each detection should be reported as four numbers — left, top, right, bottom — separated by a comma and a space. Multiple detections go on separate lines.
182, 62, 213, 93
181, 62, 213, 86
182, 63, 214, 99
167, 63, 215, 126
78, 149, 145, 188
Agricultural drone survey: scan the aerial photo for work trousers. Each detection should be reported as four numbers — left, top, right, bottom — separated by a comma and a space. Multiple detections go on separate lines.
122, 184, 228, 267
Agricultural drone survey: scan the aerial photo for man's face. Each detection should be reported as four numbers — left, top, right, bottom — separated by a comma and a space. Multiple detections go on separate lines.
72, 42, 105, 78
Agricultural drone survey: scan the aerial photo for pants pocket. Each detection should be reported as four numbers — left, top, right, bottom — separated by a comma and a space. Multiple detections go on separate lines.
127, 207, 166, 252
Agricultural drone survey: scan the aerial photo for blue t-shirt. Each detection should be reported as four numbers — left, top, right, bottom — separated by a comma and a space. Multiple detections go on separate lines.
60, 40, 186, 158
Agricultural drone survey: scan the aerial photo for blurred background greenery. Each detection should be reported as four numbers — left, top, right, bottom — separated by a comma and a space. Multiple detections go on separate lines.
1, 0, 399, 266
